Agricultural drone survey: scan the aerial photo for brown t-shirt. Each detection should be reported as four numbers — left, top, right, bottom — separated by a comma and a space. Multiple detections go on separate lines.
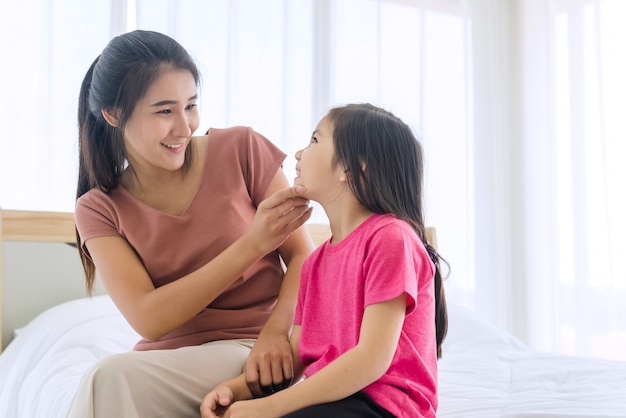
75, 126, 286, 350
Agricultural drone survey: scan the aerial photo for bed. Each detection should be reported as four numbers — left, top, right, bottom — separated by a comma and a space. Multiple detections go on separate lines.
1, 210, 626, 418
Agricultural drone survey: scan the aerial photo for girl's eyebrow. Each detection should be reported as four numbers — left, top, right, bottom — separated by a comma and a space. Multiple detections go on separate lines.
150, 94, 198, 107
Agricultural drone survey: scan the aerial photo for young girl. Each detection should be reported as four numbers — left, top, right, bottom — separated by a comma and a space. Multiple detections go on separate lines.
200, 103, 448, 418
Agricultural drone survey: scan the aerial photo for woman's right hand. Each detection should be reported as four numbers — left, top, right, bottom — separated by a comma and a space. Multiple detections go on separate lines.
246, 186, 312, 255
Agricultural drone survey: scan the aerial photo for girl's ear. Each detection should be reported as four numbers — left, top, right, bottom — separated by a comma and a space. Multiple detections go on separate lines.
101, 108, 121, 127
338, 164, 349, 182
339, 161, 366, 182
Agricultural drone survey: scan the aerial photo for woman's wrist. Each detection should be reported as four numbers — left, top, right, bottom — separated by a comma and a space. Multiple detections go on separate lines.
258, 315, 291, 337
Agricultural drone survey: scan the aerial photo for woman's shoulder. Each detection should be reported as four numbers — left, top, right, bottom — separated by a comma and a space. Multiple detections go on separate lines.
76, 187, 114, 211
203, 125, 276, 148
194, 128, 253, 163
203, 125, 257, 140
76, 187, 130, 219
75, 187, 124, 233
201, 126, 284, 160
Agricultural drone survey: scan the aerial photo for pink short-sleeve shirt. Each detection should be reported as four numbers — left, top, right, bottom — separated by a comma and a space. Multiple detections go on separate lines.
295, 214, 438, 417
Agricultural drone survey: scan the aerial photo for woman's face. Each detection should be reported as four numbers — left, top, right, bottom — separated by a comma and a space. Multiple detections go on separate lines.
294, 116, 346, 203
123, 69, 199, 173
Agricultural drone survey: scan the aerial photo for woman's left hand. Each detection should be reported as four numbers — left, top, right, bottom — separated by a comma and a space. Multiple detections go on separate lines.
243, 332, 294, 397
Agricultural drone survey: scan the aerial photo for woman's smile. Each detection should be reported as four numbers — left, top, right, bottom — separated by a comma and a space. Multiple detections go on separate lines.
161, 141, 186, 153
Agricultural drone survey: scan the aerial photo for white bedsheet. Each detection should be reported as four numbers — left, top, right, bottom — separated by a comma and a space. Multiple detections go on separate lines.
439, 304, 626, 418
0, 296, 138, 418
1, 296, 625, 418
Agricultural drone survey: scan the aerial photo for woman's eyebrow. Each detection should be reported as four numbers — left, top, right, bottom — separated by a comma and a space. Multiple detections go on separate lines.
150, 94, 198, 107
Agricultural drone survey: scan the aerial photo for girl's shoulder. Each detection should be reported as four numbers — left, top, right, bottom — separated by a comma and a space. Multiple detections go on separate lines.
364, 213, 413, 236
365, 214, 427, 253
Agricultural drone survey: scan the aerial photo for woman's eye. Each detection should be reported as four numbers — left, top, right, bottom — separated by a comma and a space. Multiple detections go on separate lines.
157, 109, 172, 115
186, 104, 198, 111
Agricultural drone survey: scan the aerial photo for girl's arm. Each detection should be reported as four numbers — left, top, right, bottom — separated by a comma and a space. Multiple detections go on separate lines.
84, 173, 312, 342
243, 172, 315, 395
201, 296, 407, 418
260, 295, 406, 415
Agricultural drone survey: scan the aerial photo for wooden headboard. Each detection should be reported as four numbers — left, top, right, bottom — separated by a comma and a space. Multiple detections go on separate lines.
0, 209, 435, 351
0, 210, 76, 243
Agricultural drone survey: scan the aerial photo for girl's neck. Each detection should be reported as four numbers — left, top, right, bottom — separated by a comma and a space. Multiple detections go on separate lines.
325, 202, 373, 244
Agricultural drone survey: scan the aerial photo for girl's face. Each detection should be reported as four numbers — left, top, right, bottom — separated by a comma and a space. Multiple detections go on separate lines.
294, 116, 346, 202
122, 69, 199, 173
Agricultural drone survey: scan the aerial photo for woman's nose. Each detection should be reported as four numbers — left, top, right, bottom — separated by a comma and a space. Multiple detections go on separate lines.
173, 112, 192, 137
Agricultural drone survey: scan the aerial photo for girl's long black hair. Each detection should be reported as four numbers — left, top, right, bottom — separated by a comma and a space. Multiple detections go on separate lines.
327, 103, 448, 358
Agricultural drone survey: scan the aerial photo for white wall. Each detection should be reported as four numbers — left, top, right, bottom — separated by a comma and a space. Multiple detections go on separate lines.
2, 242, 106, 350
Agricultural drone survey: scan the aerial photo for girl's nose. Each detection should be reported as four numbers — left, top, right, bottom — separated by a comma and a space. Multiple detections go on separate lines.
295, 149, 303, 160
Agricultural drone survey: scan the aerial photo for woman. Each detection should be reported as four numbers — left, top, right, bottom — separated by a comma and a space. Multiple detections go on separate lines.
67, 30, 314, 418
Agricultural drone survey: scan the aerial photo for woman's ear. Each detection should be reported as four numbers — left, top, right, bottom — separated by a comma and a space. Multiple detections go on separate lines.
101, 108, 121, 127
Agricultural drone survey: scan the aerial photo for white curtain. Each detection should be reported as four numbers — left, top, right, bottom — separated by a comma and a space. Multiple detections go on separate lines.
1, 0, 624, 361
470, 0, 626, 360
524, 0, 626, 360
0, 0, 120, 212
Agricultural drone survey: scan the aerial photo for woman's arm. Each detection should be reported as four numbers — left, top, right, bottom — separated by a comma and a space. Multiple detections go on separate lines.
200, 326, 305, 417
200, 296, 407, 418
244, 171, 315, 395
85, 181, 312, 342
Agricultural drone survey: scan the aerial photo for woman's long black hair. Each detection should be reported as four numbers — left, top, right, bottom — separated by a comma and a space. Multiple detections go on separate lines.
76, 30, 199, 294
327, 103, 448, 358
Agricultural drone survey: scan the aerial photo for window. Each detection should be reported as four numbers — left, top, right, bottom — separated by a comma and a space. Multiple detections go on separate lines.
1, 0, 474, 306
553, 0, 626, 359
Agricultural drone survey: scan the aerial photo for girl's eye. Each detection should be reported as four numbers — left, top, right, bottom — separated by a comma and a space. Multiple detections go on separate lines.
310, 136, 318, 144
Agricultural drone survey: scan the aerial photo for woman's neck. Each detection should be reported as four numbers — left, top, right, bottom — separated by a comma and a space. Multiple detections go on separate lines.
121, 164, 186, 195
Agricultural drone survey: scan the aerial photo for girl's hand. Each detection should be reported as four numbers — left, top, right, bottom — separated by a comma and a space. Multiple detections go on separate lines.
246, 186, 312, 255
202, 399, 274, 418
200, 385, 235, 418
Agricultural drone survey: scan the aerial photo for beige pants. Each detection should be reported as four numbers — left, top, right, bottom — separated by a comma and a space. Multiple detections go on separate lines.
66, 339, 256, 418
